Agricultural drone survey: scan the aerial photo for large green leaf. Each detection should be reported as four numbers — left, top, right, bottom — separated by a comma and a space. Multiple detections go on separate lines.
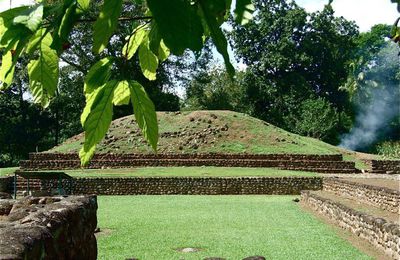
147, 0, 204, 55
138, 38, 158, 81
84, 57, 114, 97
81, 86, 102, 126
0, 35, 30, 90
13, 4, 43, 32
58, 2, 78, 42
77, 0, 90, 13
234, 0, 255, 25
113, 80, 131, 106
148, 22, 161, 55
0, 6, 30, 48
50, 0, 79, 52
93, 0, 123, 54
122, 25, 147, 60
0, 47, 15, 90
80, 80, 118, 166
158, 40, 170, 62
26, 28, 44, 55
27, 29, 59, 108
199, 0, 235, 77
129, 80, 158, 151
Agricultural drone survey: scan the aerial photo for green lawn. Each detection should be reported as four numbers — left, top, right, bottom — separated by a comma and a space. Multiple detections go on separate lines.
96, 196, 370, 260
63, 167, 317, 178
0, 167, 18, 176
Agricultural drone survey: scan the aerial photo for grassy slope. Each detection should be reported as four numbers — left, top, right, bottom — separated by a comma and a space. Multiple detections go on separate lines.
60, 167, 317, 178
48, 111, 370, 166
97, 196, 370, 259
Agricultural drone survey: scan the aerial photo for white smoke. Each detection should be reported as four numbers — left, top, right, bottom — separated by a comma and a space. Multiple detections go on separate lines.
339, 43, 400, 151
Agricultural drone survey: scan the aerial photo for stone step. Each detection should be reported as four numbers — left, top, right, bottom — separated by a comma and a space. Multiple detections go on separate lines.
323, 178, 400, 214
301, 190, 399, 259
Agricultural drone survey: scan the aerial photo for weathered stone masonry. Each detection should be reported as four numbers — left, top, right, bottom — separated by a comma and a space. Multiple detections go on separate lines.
21, 153, 358, 173
323, 178, 400, 214
28, 153, 344, 161
370, 160, 400, 174
301, 191, 400, 259
0, 176, 13, 193
0, 195, 98, 260
38, 176, 323, 195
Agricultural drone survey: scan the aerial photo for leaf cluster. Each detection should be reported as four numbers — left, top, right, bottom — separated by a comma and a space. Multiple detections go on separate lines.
0, 0, 254, 165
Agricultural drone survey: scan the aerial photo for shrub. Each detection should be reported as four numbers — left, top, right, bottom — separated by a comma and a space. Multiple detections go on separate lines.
375, 141, 400, 159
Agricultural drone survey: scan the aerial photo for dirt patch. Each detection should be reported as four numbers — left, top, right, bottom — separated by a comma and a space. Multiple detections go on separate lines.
175, 247, 203, 253
94, 228, 113, 238
340, 177, 400, 191
323, 173, 399, 181
300, 203, 392, 260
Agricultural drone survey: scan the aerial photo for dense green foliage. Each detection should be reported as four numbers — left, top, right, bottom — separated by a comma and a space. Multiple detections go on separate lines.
375, 141, 400, 159
0, 86, 54, 166
339, 25, 400, 151
97, 196, 370, 259
185, 0, 399, 149
209, 1, 356, 144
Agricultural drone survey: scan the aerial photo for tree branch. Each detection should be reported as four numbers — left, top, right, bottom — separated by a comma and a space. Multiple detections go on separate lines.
77, 16, 153, 23
60, 56, 86, 73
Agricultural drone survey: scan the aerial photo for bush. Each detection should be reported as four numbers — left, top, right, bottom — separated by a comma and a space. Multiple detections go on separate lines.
375, 141, 400, 159
291, 98, 340, 142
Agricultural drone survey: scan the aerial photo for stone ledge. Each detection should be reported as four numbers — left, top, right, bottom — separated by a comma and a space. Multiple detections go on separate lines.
301, 190, 400, 259
29, 152, 344, 161
20, 159, 357, 173
323, 178, 400, 214
0, 195, 98, 260
36, 176, 323, 195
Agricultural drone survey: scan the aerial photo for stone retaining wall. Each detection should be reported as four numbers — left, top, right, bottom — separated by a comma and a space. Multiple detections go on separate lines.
0, 195, 97, 259
370, 160, 400, 174
301, 191, 400, 259
323, 178, 400, 214
20, 159, 356, 173
29, 152, 344, 161
37, 176, 322, 195
0, 176, 13, 193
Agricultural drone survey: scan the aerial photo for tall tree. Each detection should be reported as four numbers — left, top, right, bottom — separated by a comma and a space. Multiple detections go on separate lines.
230, 0, 358, 143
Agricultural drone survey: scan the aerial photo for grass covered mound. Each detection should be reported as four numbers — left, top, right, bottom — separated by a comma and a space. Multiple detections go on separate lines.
96, 195, 370, 259
49, 110, 360, 156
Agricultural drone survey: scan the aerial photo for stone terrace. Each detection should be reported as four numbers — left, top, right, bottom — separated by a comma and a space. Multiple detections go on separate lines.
302, 177, 400, 259
20, 153, 359, 174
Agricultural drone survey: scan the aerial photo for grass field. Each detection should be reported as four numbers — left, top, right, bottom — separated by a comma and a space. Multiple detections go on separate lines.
96, 196, 370, 260
62, 167, 317, 178
0, 167, 18, 176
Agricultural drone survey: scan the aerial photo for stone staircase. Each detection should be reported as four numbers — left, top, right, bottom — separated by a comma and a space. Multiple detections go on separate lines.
301, 177, 400, 259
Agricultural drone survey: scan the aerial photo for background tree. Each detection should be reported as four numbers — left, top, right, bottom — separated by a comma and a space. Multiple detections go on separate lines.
184, 68, 247, 111
230, 0, 358, 143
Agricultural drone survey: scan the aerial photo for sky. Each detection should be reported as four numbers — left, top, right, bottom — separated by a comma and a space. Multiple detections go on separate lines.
1, 0, 398, 31
296, 0, 399, 32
